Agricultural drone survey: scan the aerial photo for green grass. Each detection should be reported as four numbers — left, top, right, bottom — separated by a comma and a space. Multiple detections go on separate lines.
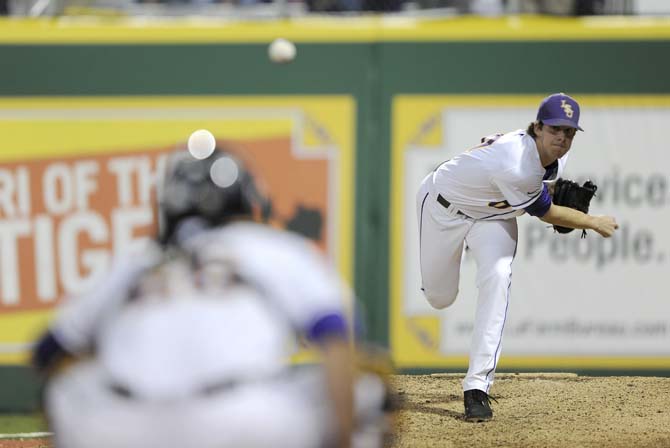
0, 414, 48, 434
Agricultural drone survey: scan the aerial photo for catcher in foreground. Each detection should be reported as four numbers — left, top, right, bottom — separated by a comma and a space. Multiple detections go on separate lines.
417, 93, 618, 423
33, 146, 394, 448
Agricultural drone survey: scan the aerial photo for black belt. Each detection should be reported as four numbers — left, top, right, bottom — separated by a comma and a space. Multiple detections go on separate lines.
109, 379, 239, 400
437, 194, 467, 217
107, 368, 292, 401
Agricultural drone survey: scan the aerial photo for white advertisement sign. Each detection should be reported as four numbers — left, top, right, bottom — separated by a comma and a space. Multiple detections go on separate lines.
394, 96, 670, 367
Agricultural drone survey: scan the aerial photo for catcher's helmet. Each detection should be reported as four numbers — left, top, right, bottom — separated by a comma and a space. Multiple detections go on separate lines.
157, 147, 270, 245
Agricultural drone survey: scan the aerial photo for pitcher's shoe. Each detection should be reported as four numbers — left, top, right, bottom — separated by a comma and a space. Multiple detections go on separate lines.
463, 389, 496, 422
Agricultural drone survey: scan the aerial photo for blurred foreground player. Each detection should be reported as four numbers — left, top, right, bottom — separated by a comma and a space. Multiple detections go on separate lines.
33, 146, 392, 448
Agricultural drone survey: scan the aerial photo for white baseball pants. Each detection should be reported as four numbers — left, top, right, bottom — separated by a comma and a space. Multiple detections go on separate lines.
416, 175, 518, 393
45, 361, 327, 448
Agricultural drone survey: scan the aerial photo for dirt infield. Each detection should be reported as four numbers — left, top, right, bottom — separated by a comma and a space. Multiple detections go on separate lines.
389, 373, 670, 448
0, 439, 50, 448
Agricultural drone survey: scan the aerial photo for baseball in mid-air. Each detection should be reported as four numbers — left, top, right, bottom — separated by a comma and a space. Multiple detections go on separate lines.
187, 129, 216, 159
268, 38, 296, 64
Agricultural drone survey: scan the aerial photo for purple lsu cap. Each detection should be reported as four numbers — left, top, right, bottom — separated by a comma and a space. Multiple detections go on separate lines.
536, 93, 584, 131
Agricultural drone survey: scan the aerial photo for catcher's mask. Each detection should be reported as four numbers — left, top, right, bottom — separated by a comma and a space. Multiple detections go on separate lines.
157, 147, 271, 246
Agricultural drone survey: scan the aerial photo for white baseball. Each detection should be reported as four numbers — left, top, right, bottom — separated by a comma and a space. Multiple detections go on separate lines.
268, 38, 296, 64
187, 129, 216, 159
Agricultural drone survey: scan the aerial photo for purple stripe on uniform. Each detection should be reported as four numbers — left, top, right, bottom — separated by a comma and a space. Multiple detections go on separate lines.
524, 184, 551, 217
307, 313, 348, 343
543, 160, 559, 181
418, 191, 429, 290
479, 208, 523, 220
485, 240, 517, 393
419, 192, 429, 247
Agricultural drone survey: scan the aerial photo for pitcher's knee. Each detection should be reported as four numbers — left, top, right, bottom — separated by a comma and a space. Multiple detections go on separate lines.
493, 261, 513, 281
480, 262, 513, 287
422, 288, 458, 309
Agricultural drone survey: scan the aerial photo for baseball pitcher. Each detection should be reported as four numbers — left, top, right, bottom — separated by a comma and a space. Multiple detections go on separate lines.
416, 93, 618, 422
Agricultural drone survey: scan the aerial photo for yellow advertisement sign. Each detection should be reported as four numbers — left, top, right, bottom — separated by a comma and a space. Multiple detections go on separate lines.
0, 96, 355, 364
391, 95, 670, 371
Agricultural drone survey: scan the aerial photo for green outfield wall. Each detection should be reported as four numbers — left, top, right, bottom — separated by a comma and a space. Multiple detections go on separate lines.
1, 15, 670, 411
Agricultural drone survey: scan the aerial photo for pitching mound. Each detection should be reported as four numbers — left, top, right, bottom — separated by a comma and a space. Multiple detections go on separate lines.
389, 373, 670, 448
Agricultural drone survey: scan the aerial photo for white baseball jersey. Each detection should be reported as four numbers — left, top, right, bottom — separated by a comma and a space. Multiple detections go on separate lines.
52, 222, 349, 345
50, 222, 351, 393
183, 221, 351, 340
428, 130, 568, 220
98, 286, 293, 401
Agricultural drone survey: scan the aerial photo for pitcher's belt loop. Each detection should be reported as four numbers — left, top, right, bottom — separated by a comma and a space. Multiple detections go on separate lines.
437, 194, 468, 217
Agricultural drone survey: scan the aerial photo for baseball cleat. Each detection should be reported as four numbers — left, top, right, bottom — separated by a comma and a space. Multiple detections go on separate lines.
463, 389, 495, 422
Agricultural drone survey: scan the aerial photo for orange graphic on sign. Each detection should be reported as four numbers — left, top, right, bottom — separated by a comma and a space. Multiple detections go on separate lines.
0, 136, 329, 313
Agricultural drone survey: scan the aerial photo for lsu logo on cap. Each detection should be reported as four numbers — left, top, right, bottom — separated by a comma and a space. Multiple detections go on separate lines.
537, 93, 583, 131
560, 100, 574, 118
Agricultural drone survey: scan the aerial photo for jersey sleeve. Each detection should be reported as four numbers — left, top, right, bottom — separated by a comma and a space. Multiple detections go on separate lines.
50, 245, 160, 355
524, 184, 551, 217
245, 235, 351, 343
191, 226, 351, 344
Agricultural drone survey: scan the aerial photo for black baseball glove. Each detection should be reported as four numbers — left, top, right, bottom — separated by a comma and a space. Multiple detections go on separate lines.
551, 178, 598, 237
